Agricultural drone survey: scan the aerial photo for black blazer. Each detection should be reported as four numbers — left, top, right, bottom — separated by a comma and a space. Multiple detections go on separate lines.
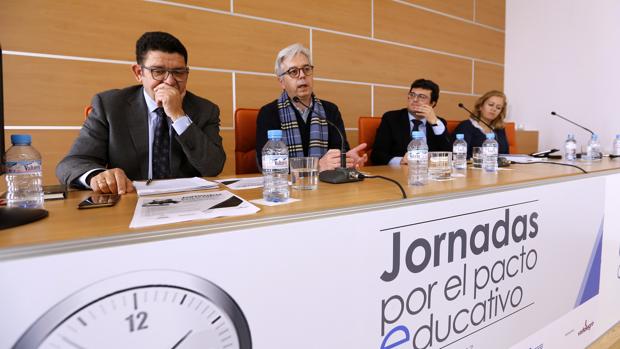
56, 85, 226, 187
453, 119, 509, 158
370, 108, 452, 165
255, 98, 350, 168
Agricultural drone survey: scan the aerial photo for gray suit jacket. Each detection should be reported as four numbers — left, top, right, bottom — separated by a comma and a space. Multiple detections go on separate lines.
56, 85, 226, 187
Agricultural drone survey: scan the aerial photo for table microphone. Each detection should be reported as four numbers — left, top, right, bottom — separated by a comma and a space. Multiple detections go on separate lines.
291, 96, 362, 184
458, 103, 510, 166
550, 111, 594, 135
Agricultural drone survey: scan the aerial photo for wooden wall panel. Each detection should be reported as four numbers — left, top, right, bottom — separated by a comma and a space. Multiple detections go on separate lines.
3, 56, 233, 127
312, 81, 371, 129
440, 94, 482, 121
235, 0, 372, 36
5, 130, 79, 185
373, 86, 409, 117
0, 0, 309, 74
375, 0, 504, 63
173, 0, 230, 11
374, 86, 478, 121
235, 74, 281, 111
474, 62, 504, 95
4, 56, 134, 125
400, 0, 474, 20
476, 0, 506, 29
313, 31, 472, 93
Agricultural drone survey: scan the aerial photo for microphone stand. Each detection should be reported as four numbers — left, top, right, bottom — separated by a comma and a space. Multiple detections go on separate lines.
550, 111, 598, 159
550, 111, 594, 136
291, 96, 362, 184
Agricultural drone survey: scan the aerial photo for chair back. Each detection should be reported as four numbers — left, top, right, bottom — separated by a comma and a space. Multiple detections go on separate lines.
84, 105, 93, 119
234, 108, 260, 174
358, 116, 382, 166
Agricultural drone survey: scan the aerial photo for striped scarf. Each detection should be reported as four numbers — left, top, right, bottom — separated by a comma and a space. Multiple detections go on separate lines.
277, 91, 329, 158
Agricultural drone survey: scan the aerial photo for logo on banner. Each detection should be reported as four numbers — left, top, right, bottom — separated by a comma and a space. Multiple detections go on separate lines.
577, 320, 594, 336
378, 206, 541, 349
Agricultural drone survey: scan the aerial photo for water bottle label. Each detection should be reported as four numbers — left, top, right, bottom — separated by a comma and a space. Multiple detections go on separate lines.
262, 155, 289, 170
407, 150, 428, 162
5, 160, 42, 174
483, 147, 497, 156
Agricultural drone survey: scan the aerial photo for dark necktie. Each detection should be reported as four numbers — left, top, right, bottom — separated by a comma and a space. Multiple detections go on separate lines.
412, 119, 422, 132
152, 107, 170, 179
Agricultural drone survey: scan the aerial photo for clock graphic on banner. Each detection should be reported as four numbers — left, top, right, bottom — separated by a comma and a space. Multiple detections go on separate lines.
13, 270, 252, 349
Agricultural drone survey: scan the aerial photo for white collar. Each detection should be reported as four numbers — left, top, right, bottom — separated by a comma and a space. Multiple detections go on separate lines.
143, 88, 159, 114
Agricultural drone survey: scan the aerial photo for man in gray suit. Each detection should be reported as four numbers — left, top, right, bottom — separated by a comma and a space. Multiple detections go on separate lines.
57, 32, 225, 194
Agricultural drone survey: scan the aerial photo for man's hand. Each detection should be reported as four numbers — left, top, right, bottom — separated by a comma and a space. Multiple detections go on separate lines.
346, 143, 368, 168
412, 104, 438, 125
154, 84, 185, 120
89, 168, 135, 195
319, 149, 342, 172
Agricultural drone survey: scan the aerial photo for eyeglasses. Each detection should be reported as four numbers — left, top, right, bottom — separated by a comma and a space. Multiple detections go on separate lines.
279, 65, 314, 78
141, 66, 190, 82
408, 91, 430, 102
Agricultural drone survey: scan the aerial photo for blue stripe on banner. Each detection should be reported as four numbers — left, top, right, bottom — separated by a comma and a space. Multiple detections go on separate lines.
575, 216, 604, 307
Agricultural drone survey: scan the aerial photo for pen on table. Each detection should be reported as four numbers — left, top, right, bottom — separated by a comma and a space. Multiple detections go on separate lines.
146, 178, 152, 186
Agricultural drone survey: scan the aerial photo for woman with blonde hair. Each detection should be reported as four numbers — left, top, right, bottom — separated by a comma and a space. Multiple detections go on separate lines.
454, 90, 509, 158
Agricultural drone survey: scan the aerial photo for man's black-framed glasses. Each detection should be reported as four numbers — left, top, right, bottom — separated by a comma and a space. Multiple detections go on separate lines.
142, 65, 190, 82
279, 65, 314, 78
408, 91, 430, 102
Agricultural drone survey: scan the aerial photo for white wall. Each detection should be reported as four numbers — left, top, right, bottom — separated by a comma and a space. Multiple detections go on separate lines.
505, 0, 620, 152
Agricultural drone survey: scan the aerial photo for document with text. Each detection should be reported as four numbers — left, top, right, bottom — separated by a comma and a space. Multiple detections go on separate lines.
129, 190, 259, 228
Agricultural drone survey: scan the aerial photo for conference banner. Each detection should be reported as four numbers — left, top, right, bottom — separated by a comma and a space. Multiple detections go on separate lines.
0, 175, 617, 348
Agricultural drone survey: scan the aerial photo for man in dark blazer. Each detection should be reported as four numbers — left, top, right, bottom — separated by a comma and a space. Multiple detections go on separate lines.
370, 79, 451, 165
56, 32, 225, 194
255, 43, 366, 172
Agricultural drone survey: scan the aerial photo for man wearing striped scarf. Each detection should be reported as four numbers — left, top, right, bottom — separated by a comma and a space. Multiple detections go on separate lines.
255, 43, 367, 172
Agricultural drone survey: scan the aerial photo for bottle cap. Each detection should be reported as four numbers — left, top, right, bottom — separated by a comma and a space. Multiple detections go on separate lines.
456, 134, 464, 140
486, 133, 495, 140
616, 134, 620, 139
567, 133, 575, 139
267, 130, 283, 140
591, 134, 598, 141
10, 134, 32, 145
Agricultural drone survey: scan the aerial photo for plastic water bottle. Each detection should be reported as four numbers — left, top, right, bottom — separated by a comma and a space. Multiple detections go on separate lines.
452, 134, 467, 170
612, 134, 620, 156
482, 133, 498, 172
262, 130, 289, 202
564, 134, 577, 161
407, 131, 428, 186
4, 134, 44, 209
585, 134, 602, 161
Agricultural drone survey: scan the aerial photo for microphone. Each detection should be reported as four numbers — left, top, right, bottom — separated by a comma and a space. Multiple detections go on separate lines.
458, 103, 495, 131
550, 111, 594, 136
458, 103, 510, 166
291, 96, 362, 184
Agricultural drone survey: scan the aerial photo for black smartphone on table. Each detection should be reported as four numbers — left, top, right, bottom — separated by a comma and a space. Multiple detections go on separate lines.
78, 194, 121, 209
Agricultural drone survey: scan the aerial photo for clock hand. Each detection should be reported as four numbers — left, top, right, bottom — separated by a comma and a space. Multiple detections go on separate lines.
170, 329, 193, 349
